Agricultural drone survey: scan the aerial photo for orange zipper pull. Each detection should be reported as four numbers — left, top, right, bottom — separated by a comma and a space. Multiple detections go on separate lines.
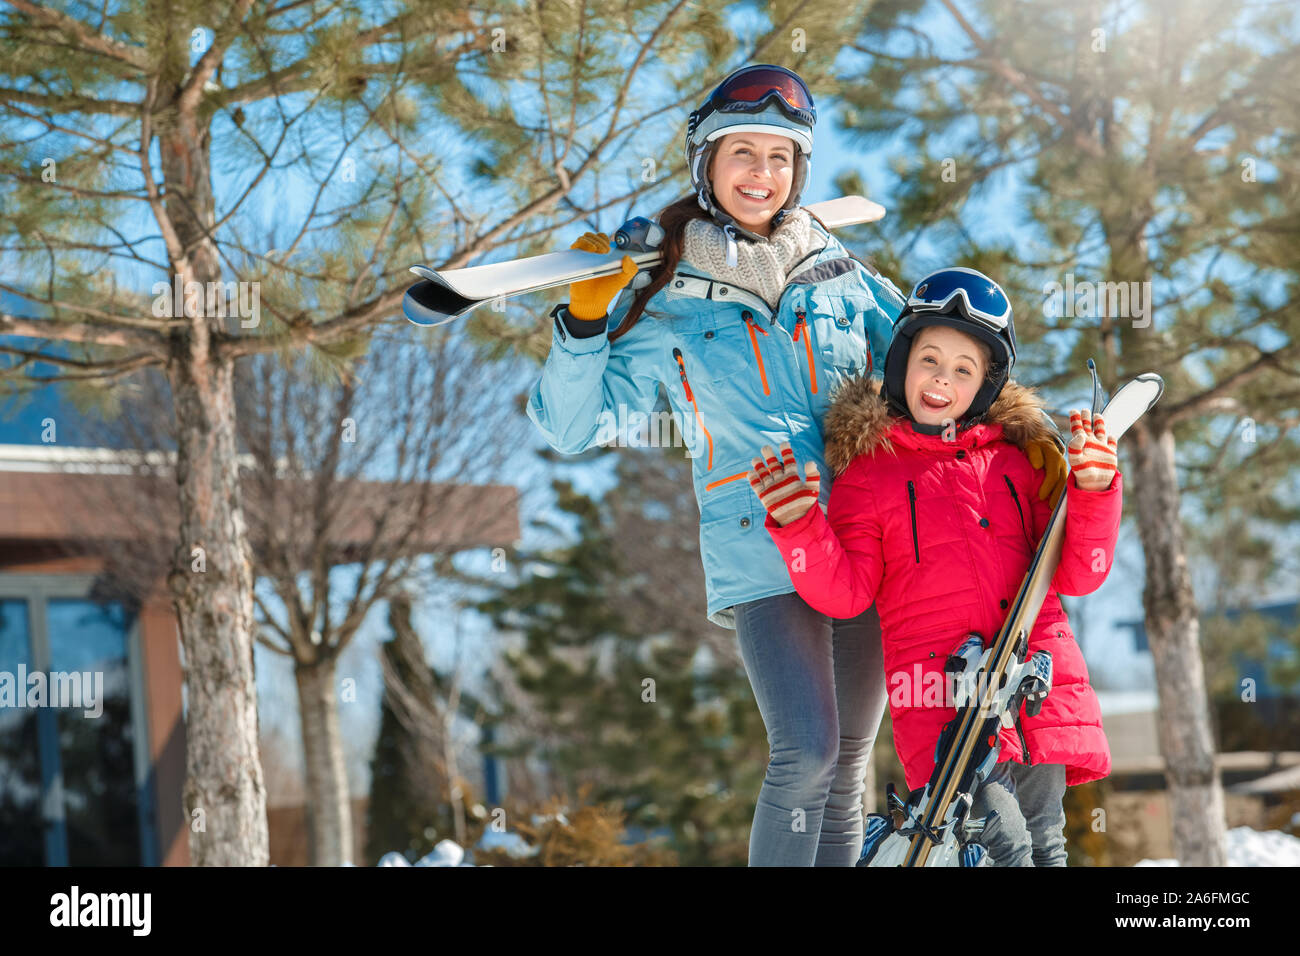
742, 313, 770, 395
795, 310, 817, 394
672, 347, 693, 401
671, 346, 712, 469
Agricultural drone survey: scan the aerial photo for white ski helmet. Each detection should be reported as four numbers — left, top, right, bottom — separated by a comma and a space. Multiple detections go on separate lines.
685, 64, 816, 243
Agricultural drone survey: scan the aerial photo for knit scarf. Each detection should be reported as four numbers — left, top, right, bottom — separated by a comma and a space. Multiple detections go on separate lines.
681, 207, 827, 310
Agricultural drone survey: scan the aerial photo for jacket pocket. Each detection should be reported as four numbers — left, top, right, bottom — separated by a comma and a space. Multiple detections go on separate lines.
810, 290, 871, 375
698, 483, 759, 598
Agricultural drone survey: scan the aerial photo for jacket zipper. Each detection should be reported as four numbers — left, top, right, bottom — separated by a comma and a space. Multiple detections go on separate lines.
792, 309, 817, 394
1003, 474, 1031, 545
1002, 472, 1034, 766
672, 347, 713, 470
1016, 717, 1033, 766
742, 312, 771, 395
907, 480, 920, 564
705, 471, 749, 491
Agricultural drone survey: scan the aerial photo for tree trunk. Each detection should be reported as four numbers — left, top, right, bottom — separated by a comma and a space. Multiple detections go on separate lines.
1127, 420, 1227, 865
295, 657, 353, 866
158, 59, 269, 863
167, 354, 269, 865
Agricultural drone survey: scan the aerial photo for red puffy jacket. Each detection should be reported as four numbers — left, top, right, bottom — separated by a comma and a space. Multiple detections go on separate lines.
765, 376, 1119, 790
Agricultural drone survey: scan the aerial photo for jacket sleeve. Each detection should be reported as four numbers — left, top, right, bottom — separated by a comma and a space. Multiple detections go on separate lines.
1028, 468, 1124, 596
525, 289, 665, 455
857, 266, 906, 378
764, 466, 885, 619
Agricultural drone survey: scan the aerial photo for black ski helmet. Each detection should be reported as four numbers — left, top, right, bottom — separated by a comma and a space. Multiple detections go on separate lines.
883, 267, 1018, 427
685, 64, 816, 243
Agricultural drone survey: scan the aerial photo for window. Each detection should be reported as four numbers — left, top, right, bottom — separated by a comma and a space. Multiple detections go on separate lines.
0, 577, 156, 865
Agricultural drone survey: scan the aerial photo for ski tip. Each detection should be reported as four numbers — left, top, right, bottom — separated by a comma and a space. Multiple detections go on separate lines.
402, 280, 458, 327
1126, 372, 1166, 408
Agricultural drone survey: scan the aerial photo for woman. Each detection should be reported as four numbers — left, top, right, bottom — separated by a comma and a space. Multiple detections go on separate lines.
525, 64, 1062, 865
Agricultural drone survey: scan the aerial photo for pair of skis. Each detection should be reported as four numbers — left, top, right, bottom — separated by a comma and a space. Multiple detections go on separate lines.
401, 195, 886, 327
859, 366, 1164, 867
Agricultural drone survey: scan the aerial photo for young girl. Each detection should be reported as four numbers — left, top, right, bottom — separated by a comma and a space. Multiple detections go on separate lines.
526, 65, 1073, 866
747, 267, 1119, 865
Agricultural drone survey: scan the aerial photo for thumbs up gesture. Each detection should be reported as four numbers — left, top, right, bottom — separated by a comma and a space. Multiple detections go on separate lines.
1067, 410, 1119, 491
748, 442, 821, 527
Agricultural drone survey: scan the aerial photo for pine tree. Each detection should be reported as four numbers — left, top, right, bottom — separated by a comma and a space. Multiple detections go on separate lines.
365, 600, 453, 864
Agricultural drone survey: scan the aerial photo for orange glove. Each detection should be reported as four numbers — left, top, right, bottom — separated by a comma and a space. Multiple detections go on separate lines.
1026, 437, 1068, 507
1067, 410, 1119, 491
568, 232, 637, 320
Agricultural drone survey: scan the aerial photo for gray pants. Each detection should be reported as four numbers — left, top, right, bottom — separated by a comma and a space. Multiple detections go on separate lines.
970, 760, 1068, 866
733, 591, 887, 866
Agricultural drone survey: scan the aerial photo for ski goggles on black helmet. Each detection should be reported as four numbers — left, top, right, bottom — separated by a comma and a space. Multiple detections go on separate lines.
694, 64, 816, 129
906, 267, 1017, 362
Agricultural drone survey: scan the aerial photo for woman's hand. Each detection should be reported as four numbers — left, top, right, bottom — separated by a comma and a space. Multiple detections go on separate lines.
568, 232, 637, 320
748, 441, 820, 527
1026, 437, 1068, 507
1067, 409, 1119, 491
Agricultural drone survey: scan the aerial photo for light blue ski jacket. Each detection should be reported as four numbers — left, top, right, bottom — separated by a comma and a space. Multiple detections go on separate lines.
526, 218, 905, 628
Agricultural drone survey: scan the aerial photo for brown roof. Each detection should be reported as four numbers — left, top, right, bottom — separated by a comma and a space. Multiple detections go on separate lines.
0, 467, 519, 564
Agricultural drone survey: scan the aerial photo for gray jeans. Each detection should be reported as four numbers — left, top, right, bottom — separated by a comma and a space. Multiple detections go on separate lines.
970, 760, 1068, 866
733, 590, 887, 866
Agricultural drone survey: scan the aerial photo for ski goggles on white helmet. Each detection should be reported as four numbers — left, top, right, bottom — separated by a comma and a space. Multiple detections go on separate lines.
906, 267, 1015, 355
691, 65, 816, 142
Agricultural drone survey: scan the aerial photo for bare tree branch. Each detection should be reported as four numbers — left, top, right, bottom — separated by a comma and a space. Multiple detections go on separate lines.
0, 311, 166, 351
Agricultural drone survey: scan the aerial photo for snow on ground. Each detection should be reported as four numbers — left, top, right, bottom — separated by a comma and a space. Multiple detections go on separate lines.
1135, 827, 1300, 866
374, 830, 537, 866
370, 825, 1300, 866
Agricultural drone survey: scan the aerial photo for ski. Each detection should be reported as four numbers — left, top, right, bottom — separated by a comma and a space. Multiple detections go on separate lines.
859, 367, 1165, 867
402, 195, 886, 327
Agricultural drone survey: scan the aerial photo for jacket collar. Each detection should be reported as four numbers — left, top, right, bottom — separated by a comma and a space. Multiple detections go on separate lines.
823, 375, 1059, 477
671, 218, 845, 316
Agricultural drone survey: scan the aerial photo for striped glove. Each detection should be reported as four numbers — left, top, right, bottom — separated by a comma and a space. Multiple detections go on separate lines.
748, 442, 821, 527
1067, 409, 1119, 491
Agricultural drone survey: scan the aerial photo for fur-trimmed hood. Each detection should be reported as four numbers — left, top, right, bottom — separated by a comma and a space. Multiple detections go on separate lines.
823, 376, 1059, 477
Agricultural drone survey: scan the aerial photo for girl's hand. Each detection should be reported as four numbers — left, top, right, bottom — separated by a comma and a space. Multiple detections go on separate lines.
1067, 409, 1119, 491
748, 441, 820, 527
568, 232, 637, 320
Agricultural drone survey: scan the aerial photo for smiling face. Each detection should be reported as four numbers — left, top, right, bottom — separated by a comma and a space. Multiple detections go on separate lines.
708, 131, 795, 237
903, 324, 991, 426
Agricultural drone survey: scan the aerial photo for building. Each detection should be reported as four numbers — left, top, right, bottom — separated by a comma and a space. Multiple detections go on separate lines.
0, 443, 518, 865
1089, 602, 1300, 863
